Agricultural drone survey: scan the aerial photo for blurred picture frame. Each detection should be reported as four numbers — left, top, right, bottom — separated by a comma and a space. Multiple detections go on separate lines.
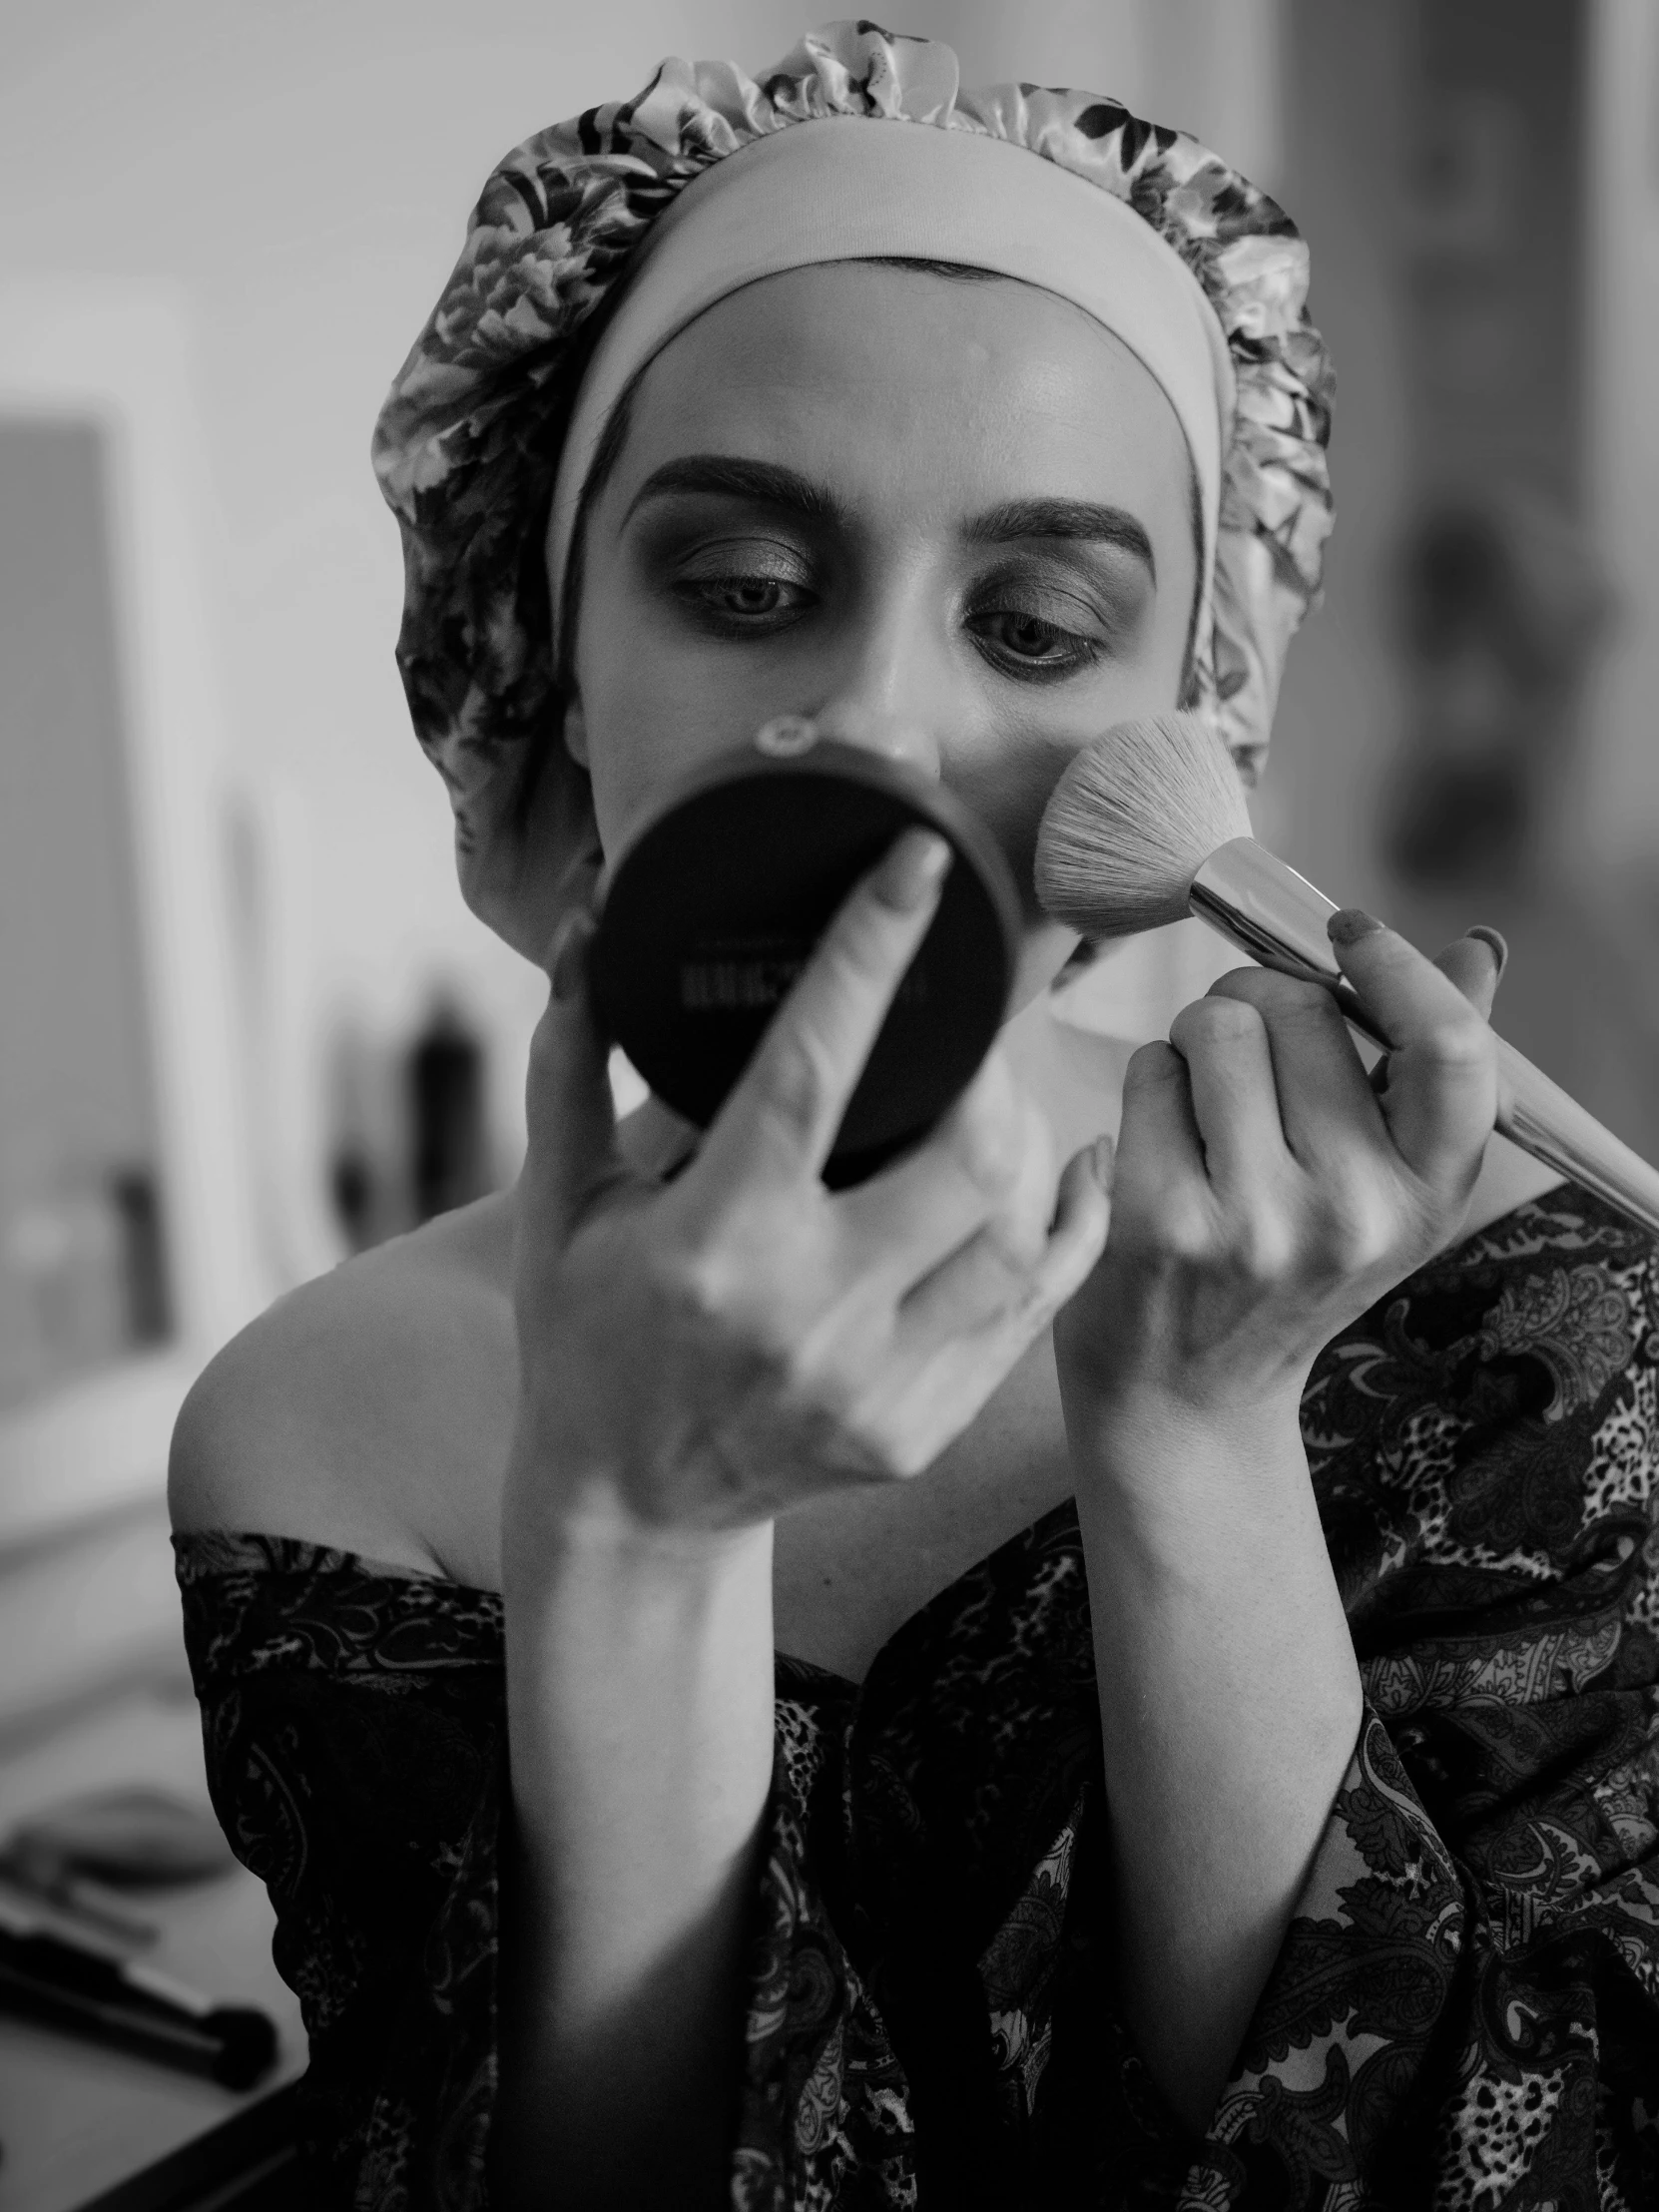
0, 280, 266, 1550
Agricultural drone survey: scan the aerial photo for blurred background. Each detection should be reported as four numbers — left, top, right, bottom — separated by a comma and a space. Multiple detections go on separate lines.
2, 0, 1657, 2196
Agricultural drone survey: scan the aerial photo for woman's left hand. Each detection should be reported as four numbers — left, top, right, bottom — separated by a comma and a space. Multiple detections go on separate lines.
1054, 919, 1504, 2131
1055, 917, 1504, 1445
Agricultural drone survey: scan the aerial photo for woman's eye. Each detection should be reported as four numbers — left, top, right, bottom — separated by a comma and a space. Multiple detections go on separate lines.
705, 577, 794, 617
989, 612, 1068, 659
672, 566, 816, 633
969, 605, 1104, 675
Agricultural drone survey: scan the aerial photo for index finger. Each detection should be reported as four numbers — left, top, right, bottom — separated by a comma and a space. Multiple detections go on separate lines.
696, 829, 953, 1190
1328, 910, 1496, 1194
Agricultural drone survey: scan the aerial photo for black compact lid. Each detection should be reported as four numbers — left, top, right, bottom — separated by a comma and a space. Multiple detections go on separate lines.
590, 729, 1022, 1184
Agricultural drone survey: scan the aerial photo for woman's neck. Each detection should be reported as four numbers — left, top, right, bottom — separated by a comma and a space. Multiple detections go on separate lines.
1000, 984, 1135, 1165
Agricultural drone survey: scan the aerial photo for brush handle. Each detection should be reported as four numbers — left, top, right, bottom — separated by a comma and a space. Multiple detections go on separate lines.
1188, 838, 1659, 1241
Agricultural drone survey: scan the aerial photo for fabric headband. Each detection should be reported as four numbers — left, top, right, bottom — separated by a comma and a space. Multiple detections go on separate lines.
545, 116, 1237, 650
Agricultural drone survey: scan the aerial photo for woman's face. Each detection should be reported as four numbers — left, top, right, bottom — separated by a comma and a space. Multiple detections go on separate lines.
563, 261, 1199, 1003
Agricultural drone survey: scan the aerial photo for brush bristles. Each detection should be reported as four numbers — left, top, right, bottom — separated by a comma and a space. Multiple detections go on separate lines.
1034, 711, 1254, 939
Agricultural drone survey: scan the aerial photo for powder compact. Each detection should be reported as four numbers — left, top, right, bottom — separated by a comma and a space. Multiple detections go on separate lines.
590, 719, 1022, 1186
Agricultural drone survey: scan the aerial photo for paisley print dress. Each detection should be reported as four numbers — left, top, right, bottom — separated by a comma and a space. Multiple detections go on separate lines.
175, 1189, 1659, 2208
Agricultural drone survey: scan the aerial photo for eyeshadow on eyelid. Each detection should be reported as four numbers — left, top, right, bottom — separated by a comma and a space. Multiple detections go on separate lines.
636, 507, 809, 551
979, 557, 1145, 620
1038, 541, 1153, 587
670, 541, 813, 581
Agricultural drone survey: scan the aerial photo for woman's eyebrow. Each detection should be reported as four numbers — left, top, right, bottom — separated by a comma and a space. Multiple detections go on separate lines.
622, 455, 843, 528
963, 499, 1156, 580
620, 465, 1155, 581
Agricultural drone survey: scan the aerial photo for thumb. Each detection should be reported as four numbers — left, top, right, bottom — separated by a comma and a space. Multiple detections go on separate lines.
520, 907, 619, 1244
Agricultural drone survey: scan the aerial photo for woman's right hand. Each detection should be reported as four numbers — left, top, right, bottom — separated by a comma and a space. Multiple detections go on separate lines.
504, 829, 1108, 1552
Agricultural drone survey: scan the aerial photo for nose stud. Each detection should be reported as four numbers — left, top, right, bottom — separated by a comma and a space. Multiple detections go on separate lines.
755, 715, 820, 759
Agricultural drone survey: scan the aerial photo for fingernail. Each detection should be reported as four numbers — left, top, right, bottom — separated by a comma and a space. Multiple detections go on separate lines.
1328, 907, 1385, 947
1466, 923, 1508, 980
550, 911, 592, 1001
1091, 1133, 1116, 1193
878, 829, 952, 910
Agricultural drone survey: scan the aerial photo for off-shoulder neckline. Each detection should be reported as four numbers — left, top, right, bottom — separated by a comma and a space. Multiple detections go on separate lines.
171, 1182, 1619, 1652
169, 1493, 1085, 1670
172, 1525, 484, 1593
170, 1497, 1093, 1693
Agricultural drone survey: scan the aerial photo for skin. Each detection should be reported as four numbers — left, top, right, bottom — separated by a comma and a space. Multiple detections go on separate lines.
170, 263, 1561, 2203
563, 263, 1200, 999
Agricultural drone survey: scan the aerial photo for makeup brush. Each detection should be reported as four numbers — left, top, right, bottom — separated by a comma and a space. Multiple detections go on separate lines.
1034, 711, 1659, 1239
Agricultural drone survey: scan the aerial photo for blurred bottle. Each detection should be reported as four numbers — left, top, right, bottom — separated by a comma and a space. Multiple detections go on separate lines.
405, 992, 492, 1225
0, 1157, 171, 1407
323, 1016, 398, 1254
8, 1181, 123, 1387
109, 1167, 173, 1347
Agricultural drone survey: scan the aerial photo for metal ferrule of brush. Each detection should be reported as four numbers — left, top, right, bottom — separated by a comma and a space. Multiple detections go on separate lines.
1188, 837, 1659, 1241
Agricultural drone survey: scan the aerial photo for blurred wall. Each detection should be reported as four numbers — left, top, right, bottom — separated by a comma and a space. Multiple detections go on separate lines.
1269, 0, 1410, 910
0, 0, 1283, 1282
1274, 0, 1659, 1159
1585, 0, 1659, 875
0, 424, 162, 1406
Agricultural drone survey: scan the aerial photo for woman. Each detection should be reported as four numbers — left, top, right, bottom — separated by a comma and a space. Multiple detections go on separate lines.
170, 23, 1659, 2208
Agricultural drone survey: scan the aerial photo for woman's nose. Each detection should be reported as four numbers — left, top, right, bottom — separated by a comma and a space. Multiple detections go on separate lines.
800, 568, 951, 780
806, 702, 943, 783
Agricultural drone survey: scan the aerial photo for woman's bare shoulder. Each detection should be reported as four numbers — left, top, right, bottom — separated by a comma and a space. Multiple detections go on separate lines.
169, 1194, 520, 1583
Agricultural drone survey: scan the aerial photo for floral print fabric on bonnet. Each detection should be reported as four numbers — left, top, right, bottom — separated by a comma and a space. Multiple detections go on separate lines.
370, 17, 1335, 957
